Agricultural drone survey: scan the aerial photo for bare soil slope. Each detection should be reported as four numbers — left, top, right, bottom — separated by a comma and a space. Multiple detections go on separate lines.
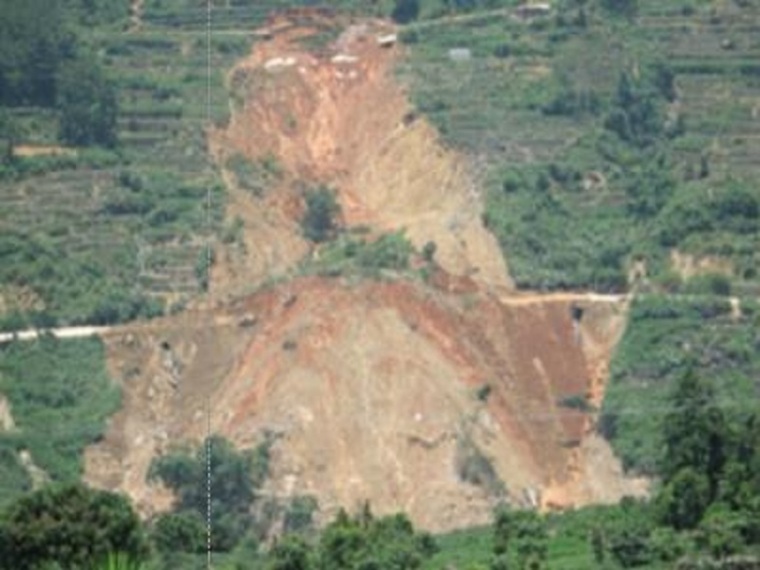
210, 12, 511, 296
86, 277, 644, 532
85, 11, 646, 533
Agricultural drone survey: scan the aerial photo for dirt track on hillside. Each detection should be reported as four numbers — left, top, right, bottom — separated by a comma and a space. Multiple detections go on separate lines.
84, 10, 647, 533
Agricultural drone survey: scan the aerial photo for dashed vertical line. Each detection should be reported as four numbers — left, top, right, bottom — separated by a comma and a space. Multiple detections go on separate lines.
205, 1, 213, 569
206, 399, 212, 570
205, 0, 213, 291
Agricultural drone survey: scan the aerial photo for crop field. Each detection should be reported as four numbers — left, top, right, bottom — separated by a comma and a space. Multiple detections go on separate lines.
400, 0, 760, 293
0, 6, 252, 326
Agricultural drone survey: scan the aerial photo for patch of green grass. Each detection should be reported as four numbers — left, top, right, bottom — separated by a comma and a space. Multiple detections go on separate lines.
422, 505, 676, 570
301, 231, 417, 280
0, 336, 120, 499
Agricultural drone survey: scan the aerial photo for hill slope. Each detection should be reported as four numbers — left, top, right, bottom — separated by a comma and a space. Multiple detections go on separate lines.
84, 12, 644, 532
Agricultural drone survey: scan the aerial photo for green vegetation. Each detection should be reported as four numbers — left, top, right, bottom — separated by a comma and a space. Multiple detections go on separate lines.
227, 154, 282, 198
0, 2, 759, 569
401, 0, 760, 293
304, 231, 416, 279
57, 55, 119, 147
0, 336, 120, 500
601, 295, 760, 475
1, 377, 759, 569
149, 434, 272, 555
301, 186, 341, 244
0, 483, 148, 570
266, 507, 438, 570
393, 0, 421, 24
0, 0, 238, 327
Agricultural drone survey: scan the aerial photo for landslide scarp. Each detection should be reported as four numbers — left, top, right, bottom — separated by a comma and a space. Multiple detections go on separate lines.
209, 12, 511, 298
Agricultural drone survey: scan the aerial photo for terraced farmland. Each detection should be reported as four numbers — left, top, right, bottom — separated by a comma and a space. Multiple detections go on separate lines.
399, 0, 760, 293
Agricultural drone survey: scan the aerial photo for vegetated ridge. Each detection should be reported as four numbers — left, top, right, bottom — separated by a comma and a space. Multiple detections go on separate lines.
84, 10, 646, 533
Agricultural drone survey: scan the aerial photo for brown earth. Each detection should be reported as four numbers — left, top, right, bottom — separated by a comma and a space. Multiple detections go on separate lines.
84, 11, 647, 533
670, 249, 734, 280
0, 285, 45, 317
0, 395, 15, 432
209, 11, 511, 299
85, 278, 644, 532
12, 145, 77, 158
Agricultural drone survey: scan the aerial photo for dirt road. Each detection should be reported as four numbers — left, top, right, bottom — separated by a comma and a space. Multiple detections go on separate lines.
0, 326, 112, 344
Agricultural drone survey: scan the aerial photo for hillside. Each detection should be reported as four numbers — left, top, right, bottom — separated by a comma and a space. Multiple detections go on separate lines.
0, 0, 759, 567
83, 13, 644, 532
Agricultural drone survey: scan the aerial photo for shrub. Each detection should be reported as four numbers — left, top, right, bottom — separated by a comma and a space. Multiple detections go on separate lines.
422, 241, 437, 262
683, 273, 732, 297
57, 55, 118, 148
148, 435, 271, 552
391, 0, 420, 24
301, 187, 340, 243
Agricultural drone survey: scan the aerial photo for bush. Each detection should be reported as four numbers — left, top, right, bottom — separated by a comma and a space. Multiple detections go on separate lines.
301, 187, 340, 243
57, 55, 118, 147
391, 0, 420, 24
683, 274, 732, 297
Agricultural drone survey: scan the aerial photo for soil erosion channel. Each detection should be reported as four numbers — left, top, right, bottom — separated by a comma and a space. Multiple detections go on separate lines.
85, 11, 646, 533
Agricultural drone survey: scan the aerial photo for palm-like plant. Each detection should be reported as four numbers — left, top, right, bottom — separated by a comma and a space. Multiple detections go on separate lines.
96, 553, 146, 570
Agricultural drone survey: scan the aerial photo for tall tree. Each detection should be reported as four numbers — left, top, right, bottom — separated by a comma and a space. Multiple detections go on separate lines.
0, 483, 148, 570
0, 0, 66, 106
661, 368, 728, 491
57, 55, 118, 147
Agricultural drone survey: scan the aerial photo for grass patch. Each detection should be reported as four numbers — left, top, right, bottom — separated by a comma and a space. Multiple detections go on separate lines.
302, 230, 416, 280
0, 336, 120, 499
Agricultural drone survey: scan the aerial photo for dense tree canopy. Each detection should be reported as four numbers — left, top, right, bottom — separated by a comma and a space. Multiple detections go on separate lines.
0, 0, 119, 147
0, 483, 148, 570
57, 55, 118, 147
149, 435, 270, 552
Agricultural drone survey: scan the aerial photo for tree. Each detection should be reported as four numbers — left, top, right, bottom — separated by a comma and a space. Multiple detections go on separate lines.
148, 435, 270, 552
0, 110, 18, 164
301, 187, 340, 243
656, 467, 711, 530
491, 508, 548, 569
392, 0, 420, 24
315, 507, 435, 569
661, 368, 728, 495
493, 507, 512, 556
0, 0, 67, 106
152, 511, 206, 554
600, 0, 638, 18
57, 55, 118, 147
269, 536, 312, 570
0, 483, 148, 570
605, 71, 666, 147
